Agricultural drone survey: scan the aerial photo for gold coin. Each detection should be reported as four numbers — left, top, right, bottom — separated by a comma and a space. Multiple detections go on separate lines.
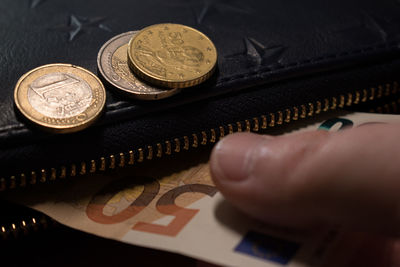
14, 64, 106, 133
128, 23, 218, 89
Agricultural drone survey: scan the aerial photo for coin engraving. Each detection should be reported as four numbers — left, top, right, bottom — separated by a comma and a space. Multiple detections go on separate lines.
112, 44, 152, 92
128, 24, 218, 88
97, 31, 181, 100
133, 31, 205, 79
14, 64, 106, 133
28, 72, 92, 118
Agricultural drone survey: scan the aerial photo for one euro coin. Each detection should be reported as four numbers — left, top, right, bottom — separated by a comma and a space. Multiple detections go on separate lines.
14, 64, 106, 133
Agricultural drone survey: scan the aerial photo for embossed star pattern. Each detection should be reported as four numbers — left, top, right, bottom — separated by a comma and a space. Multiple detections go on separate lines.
30, 0, 44, 8
52, 14, 111, 42
226, 37, 286, 67
333, 13, 400, 43
245, 38, 286, 66
194, 0, 253, 24
162, 0, 253, 25
360, 13, 400, 41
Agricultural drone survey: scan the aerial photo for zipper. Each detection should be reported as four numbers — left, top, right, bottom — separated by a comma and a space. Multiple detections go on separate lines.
0, 81, 399, 192
0, 215, 54, 240
1, 81, 400, 240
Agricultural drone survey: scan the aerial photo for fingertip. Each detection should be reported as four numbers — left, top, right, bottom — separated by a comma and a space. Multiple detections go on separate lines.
210, 132, 273, 185
209, 130, 331, 226
210, 124, 400, 235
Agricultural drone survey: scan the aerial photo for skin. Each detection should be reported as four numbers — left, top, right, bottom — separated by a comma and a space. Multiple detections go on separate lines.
208, 124, 400, 266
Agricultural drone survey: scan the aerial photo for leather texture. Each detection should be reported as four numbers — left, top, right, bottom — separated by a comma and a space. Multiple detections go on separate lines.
1, 0, 400, 175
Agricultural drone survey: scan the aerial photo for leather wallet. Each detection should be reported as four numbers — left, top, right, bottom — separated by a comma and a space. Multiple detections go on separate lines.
1, 0, 400, 192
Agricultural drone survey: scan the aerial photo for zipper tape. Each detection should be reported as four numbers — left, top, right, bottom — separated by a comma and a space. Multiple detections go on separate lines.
0, 81, 398, 192
2, 82, 400, 240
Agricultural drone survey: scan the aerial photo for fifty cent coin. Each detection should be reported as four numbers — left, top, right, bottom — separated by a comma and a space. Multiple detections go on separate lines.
14, 64, 106, 133
98, 31, 181, 100
128, 24, 218, 89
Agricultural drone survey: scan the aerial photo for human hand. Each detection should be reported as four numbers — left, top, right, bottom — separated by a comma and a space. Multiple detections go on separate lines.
209, 124, 400, 266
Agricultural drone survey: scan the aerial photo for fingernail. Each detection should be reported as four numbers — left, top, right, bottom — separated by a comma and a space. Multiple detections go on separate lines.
211, 133, 273, 182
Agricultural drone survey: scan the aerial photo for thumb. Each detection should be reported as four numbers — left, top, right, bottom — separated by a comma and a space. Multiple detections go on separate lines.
209, 126, 400, 236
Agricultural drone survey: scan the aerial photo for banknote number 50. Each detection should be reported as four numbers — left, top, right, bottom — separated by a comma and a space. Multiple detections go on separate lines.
86, 176, 217, 237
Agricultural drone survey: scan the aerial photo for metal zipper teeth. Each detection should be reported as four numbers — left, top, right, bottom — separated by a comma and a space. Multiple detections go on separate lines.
369, 97, 400, 114
0, 81, 398, 192
0, 215, 54, 240
1, 81, 399, 239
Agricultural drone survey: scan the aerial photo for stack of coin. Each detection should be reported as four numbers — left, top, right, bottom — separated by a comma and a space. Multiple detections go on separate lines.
98, 23, 217, 100
14, 23, 217, 133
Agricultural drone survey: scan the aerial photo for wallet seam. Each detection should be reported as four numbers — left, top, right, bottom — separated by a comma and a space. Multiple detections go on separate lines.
2, 41, 399, 135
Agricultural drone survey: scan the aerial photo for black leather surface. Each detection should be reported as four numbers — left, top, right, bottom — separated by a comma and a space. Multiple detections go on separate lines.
1, 0, 400, 174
